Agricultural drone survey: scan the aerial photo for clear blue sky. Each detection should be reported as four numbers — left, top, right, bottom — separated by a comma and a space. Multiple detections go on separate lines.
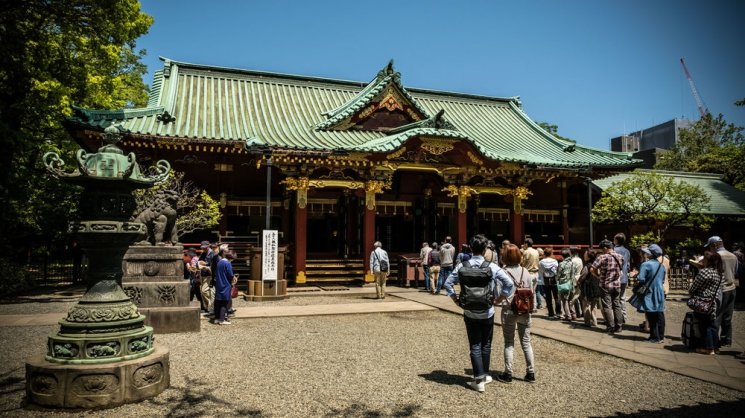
137, 0, 744, 150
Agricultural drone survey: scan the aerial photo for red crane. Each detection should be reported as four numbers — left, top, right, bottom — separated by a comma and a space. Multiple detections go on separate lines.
680, 58, 709, 117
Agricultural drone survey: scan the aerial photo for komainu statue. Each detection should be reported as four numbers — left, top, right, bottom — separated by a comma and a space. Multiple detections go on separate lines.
133, 189, 179, 245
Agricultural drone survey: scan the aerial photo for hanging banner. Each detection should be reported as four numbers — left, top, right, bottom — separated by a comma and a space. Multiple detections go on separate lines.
262, 230, 278, 281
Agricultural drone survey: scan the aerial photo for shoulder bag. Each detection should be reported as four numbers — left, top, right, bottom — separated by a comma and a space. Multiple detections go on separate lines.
557, 262, 575, 295
687, 270, 724, 314
633, 262, 663, 297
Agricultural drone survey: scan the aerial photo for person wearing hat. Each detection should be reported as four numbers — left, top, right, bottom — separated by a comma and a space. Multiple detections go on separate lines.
590, 239, 625, 334
705, 236, 738, 347
634, 244, 667, 343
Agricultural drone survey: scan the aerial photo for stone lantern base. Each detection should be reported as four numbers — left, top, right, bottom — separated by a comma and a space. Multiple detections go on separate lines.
25, 346, 169, 409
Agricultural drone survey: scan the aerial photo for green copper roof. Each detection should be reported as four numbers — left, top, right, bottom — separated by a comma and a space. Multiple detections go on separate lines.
593, 170, 745, 215
68, 57, 639, 169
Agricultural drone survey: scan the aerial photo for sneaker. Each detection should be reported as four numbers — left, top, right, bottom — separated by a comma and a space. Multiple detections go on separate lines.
496, 372, 513, 384
219, 320, 232, 325
467, 379, 485, 392
483, 375, 493, 384
734, 352, 745, 360
524, 372, 536, 383
613, 326, 623, 334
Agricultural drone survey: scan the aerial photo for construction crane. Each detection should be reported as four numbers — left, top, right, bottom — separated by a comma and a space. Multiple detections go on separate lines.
680, 58, 709, 117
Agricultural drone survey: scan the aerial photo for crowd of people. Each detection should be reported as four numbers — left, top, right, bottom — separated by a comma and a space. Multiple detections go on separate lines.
184, 240, 238, 325
375, 232, 744, 392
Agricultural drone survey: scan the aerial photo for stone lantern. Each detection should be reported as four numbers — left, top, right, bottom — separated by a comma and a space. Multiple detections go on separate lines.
25, 124, 171, 408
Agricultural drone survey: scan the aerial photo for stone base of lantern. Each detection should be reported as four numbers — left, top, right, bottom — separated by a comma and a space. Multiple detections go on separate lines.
25, 346, 169, 409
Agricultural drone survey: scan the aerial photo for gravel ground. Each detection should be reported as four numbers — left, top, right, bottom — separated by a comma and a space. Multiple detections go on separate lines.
1, 305, 743, 417
233, 293, 396, 308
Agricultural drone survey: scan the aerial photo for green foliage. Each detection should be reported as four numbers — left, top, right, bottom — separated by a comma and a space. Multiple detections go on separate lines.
537, 122, 574, 142
0, 260, 36, 298
629, 231, 659, 251
0, 1, 153, 259
592, 171, 713, 243
134, 172, 222, 239
655, 113, 745, 191
672, 237, 705, 258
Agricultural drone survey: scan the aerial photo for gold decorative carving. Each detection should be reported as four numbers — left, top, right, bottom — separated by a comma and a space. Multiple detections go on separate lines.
420, 138, 455, 155
510, 186, 533, 214
386, 147, 407, 160
406, 108, 423, 121
378, 93, 403, 112
467, 151, 484, 166
443, 185, 475, 213
365, 180, 389, 210
281, 177, 310, 208
309, 179, 364, 190
359, 104, 376, 119
470, 185, 512, 195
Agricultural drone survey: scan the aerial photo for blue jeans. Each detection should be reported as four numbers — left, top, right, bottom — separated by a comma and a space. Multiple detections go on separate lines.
535, 284, 546, 308
464, 315, 494, 379
436, 265, 454, 293
422, 265, 431, 291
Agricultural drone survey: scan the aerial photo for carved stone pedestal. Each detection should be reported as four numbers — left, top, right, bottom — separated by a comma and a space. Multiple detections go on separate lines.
122, 245, 200, 333
26, 346, 169, 409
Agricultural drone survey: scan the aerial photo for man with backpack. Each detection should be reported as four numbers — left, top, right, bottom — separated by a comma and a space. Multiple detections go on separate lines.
370, 241, 390, 299
444, 234, 514, 393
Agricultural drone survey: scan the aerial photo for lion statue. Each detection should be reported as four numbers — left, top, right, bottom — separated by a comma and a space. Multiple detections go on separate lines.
133, 189, 179, 245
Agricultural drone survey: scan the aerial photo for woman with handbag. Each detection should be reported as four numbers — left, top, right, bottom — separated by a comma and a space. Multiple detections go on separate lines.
688, 251, 725, 355
577, 249, 601, 327
497, 244, 536, 384
556, 248, 577, 321
632, 244, 666, 343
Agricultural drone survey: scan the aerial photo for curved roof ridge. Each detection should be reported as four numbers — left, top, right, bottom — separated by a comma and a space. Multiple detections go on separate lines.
508, 101, 635, 161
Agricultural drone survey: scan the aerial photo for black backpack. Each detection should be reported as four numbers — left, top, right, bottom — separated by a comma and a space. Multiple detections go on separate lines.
458, 261, 493, 311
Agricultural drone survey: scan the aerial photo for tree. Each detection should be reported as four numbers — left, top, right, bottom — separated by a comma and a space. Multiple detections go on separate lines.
0, 1, 153, 260
655, 112, 745, 190
135, 172, 222, 239
538, 122, 574, 142
592, 171, 713, 243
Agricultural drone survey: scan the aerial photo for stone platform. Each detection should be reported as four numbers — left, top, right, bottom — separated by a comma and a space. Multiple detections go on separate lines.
26, 346, 170, 409
123, 245, 200, 333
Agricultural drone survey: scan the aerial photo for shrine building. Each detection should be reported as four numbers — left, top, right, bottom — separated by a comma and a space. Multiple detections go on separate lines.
66, 58, 640, 284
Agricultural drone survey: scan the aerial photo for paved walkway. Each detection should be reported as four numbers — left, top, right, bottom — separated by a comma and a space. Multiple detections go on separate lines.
1, 285, 743, 392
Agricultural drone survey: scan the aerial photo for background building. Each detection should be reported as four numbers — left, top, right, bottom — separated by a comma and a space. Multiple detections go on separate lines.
610, 118, 692, 153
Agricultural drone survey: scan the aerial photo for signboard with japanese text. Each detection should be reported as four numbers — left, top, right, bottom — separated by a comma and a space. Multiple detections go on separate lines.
262, 230, 278, 281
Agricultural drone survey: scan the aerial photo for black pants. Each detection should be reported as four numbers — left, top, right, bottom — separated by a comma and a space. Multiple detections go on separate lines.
213, 299, 229, 322
717, 289, 736, 345
545, 284, 562, 317
464, 315, 494, 379
190, 281, 206, 311
645, 311, 665, 341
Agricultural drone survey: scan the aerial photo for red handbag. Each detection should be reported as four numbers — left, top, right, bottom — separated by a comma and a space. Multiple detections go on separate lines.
230, 285, 239, 299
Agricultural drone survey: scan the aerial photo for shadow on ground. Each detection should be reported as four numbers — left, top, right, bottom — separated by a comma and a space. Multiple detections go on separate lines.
146, 376, 264, 417
418, 369, 471, 387
596, 398, 745, 417
323, 402, 421, 418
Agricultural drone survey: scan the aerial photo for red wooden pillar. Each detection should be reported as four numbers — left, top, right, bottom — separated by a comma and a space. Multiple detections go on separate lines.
511, 210, 524, 244
362, 206, 375, 282
456, 209, 467, 249
294, 204, 307, 284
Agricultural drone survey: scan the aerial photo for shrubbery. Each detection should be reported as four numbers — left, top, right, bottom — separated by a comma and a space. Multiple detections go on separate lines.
0, 259, 37, 298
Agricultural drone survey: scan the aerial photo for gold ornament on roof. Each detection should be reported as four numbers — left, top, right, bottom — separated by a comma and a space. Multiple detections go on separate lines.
467, 151, 484, 166
420, 138, 455, 155
386, 147, 407, 160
